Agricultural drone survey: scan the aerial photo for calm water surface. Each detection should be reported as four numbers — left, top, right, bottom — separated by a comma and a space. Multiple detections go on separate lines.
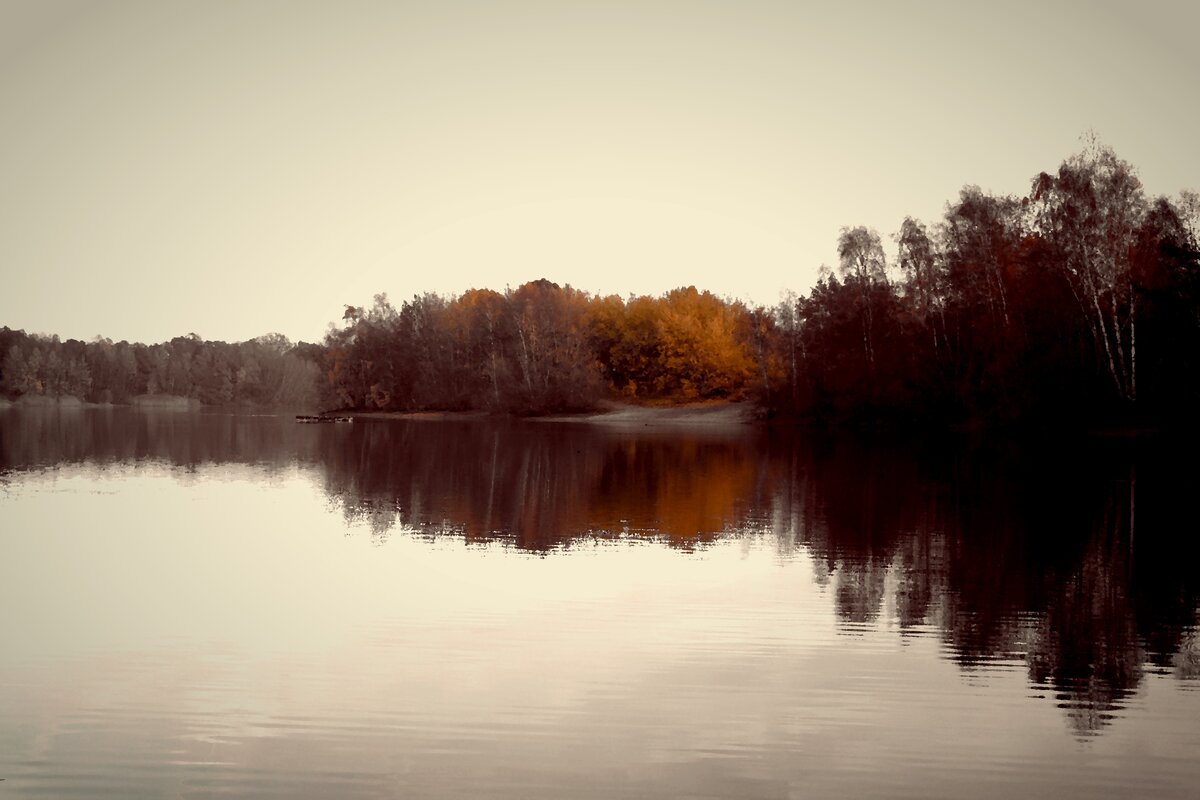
1, 408, 1197, 798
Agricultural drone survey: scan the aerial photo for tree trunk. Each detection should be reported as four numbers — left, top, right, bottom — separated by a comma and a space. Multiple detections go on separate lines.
1110, 291, 1129, 401
1129, 285, 1137, 402
517, 325, 534, 394
1088, 283, 1125, 400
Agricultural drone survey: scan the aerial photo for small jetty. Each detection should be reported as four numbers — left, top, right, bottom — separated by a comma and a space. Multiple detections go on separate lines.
295, 415, 355, 424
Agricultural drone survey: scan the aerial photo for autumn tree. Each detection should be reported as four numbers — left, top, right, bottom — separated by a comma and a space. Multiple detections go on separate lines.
451, 288, 513, 408
506, 279, 602, 412
654, 287, 755, 400
589, 294, 665, 399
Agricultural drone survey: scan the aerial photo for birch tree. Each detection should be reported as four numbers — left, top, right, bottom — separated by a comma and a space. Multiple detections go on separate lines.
837, 226, 887, 370
1032, 138, 1147, 403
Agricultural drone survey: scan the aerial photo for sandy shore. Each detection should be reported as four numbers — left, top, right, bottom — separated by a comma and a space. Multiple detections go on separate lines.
536, 401, 756, 427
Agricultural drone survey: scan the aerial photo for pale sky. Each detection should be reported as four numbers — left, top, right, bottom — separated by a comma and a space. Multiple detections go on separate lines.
1, 0, 1197, 345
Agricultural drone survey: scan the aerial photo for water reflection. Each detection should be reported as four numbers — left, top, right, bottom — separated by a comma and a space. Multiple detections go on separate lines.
0, 406, 319, 472
775, 437, 1199, 738
319, 420, 767, 549
2, 407, 1198, 738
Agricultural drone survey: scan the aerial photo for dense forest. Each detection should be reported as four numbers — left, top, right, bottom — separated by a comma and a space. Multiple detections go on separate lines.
3, 140, 1198, 428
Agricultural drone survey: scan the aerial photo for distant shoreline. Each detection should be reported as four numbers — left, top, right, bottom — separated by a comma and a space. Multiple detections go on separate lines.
0, 394, 212, 411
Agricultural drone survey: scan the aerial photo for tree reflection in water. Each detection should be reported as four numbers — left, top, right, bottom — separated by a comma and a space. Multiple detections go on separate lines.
769, 434, 1198, 738
2, 407, 1197, 737
319, 419, 764, 549
317, 420, 1200, 737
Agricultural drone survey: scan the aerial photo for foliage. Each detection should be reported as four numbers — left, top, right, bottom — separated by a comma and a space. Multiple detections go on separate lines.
317, 281, 757, 414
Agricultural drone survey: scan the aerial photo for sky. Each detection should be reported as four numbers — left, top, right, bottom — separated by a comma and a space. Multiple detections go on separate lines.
1, 0, 1198, 345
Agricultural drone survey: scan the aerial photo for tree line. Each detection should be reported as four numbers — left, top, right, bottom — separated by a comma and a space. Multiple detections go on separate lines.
4, 140, 1198, 427
0, 329, 319, 408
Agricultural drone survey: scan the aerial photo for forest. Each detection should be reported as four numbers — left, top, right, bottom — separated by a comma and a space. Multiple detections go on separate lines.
3, 140, 1198, 429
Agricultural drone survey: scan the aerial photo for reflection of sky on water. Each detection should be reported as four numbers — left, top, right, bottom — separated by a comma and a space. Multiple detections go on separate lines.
2, 465, 834, 658
3, 466, 1198, 799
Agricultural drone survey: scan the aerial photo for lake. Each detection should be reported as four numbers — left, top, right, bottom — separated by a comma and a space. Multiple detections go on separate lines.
1, 407, 1197, 798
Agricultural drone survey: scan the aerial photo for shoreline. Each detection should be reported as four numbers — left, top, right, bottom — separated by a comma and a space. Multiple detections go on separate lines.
342, 401, 757, 427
